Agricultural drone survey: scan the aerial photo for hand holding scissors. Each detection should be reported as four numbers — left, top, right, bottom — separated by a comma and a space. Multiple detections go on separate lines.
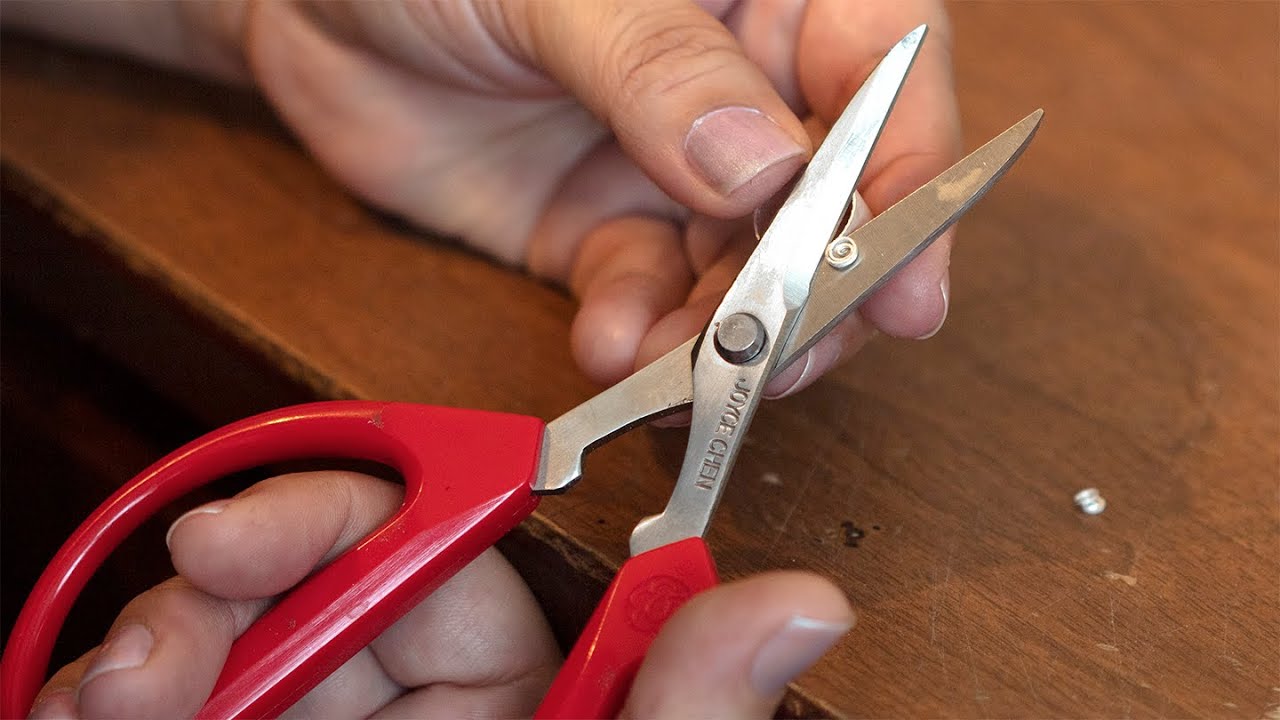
2, 26, 1040, 718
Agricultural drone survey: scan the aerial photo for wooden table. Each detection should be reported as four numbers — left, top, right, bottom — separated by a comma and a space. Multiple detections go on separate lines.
2, 2, 1276, 717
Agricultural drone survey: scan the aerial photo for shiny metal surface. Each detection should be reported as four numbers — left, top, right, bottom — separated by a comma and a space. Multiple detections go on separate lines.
1074, 487, 1107, 515
535, 337, 695, 494
825, 237, 860, 269
628, 27, 926, 555
780, 108, 1044, 364
533, 108, 1042, 502
533, 34, 1044, 557
714, 313, 766, 364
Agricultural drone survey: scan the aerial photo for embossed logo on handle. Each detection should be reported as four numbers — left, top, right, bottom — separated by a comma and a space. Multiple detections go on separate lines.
625, 575, 693, 633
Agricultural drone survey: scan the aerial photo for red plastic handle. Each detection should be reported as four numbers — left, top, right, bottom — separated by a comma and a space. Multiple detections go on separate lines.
535, 537, 718, 719
0, 401, 544, 719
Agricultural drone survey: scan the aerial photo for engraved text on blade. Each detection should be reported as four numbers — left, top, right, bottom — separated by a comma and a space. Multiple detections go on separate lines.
696, 378, 753, 490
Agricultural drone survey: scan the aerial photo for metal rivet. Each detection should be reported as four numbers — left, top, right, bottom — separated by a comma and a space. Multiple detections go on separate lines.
825, 237, 860, 269
1074, 488, 1106, 515
714, 313, 766, 364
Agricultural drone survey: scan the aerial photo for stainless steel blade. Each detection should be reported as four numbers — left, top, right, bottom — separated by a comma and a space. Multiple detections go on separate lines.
627, 26, 926, 555
533, 110, 1043, 495
754, 25, 927, 310
780, 108, 1044, 364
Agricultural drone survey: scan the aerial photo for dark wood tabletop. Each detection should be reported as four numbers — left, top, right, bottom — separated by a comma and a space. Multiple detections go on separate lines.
2, 2, 1276, 717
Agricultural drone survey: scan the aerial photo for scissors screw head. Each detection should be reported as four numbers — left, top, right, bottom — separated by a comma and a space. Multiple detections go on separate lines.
714, 313, 766, 364
825, 237, 860, 269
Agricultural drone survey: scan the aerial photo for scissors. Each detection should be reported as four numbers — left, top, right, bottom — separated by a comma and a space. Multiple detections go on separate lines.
1, 25, 1041, 719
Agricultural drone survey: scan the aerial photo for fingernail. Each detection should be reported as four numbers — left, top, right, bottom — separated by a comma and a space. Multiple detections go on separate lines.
29, 689, 76, 719
750, 615, 852, 695
165, 500, 229, 550
685, 107, 805, 200
79, 624, 153, 689
763, 348, 814, 400
917, 273, 950, 339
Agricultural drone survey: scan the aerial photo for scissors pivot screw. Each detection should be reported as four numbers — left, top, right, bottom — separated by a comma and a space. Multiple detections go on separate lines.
714, 313, 766, 364
825, 237, 860, 269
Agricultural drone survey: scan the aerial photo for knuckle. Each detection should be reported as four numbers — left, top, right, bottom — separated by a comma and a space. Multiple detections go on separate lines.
123, 577, 222, 627
134, 577, 194, 613
608, 12, 740, 107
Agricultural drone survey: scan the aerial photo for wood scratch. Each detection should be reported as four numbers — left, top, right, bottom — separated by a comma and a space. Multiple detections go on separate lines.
758, 462, 818, 566
943, 539, 957, 586
1129, 535, 1149, 575
925, 537, 959, 690
1219, 653, 1244, 670
960, 612, 989, 706
1109, 595, 1117, 644
928, 538, 958, 648
1104, 570, 1138, 586
928, 603, 938, 646
1034, 590, 1070, 614
1017, 656, 1042, 707
946, 555, 987, 710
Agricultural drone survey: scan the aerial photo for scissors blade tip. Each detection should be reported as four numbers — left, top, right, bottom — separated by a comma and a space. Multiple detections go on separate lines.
1010, 109, 1046, 146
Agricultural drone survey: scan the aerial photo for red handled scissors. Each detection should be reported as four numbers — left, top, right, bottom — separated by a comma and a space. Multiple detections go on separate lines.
1, 26, 1041, 718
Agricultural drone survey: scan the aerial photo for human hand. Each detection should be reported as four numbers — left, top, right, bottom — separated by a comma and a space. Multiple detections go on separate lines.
28, 471, 854, 719
231, 0, 961, 395
3, 0, 960, 392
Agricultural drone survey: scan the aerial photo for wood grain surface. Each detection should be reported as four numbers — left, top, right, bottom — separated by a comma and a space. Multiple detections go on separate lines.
2, 2, 1276, 717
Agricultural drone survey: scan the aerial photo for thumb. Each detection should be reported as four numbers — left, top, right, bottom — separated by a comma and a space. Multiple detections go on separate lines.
622, 572, 855, 718
509, 1, 811, 217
